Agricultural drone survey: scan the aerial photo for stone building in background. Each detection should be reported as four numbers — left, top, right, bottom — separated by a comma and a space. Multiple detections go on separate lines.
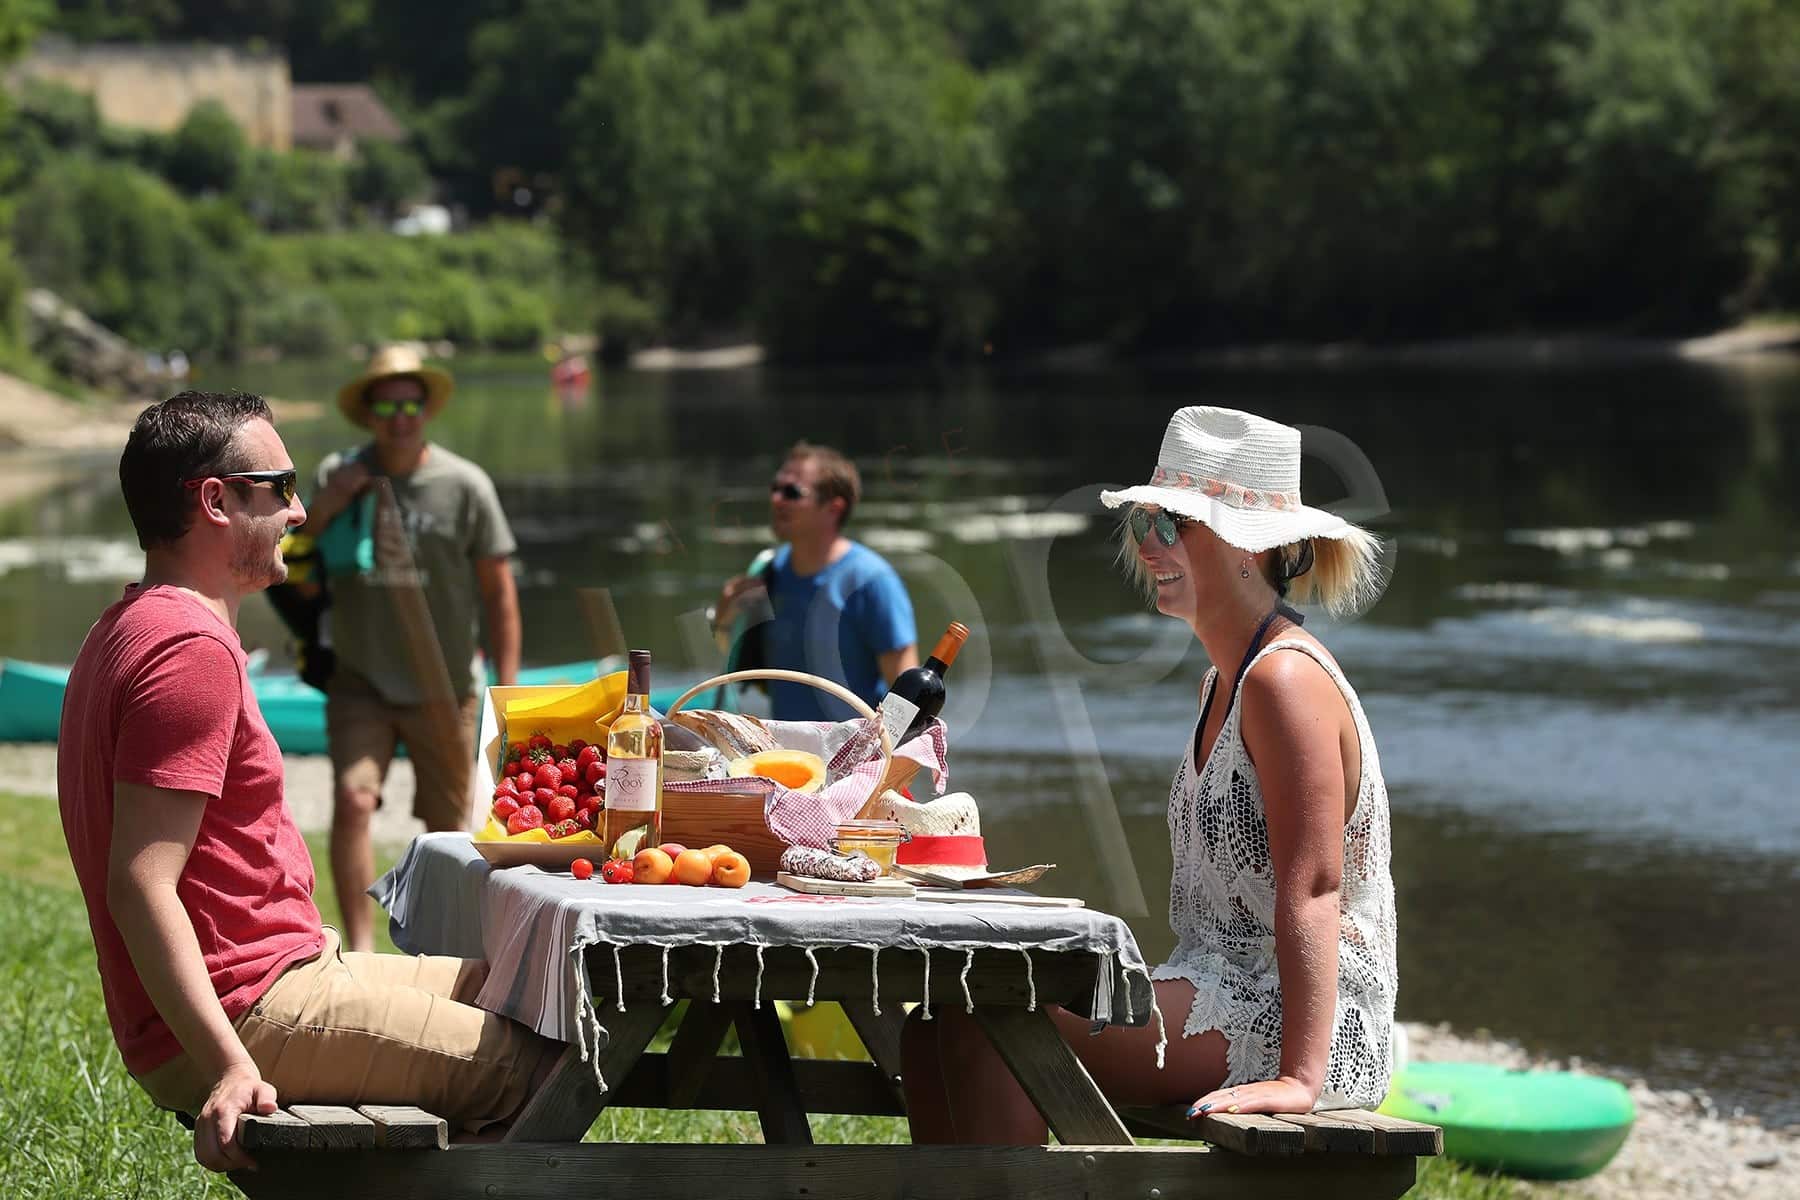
291, 84, 405, 160
5, 36, 292, 149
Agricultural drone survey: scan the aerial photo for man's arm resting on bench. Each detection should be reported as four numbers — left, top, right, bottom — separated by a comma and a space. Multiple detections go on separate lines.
109, 781, 279, 1174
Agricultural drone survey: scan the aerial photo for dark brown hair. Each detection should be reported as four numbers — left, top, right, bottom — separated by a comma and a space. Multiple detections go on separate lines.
120, 390, 274, 549
785, 440, 861, 528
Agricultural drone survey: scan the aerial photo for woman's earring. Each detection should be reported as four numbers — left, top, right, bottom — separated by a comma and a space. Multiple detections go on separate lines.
1240, 558, 1252, 580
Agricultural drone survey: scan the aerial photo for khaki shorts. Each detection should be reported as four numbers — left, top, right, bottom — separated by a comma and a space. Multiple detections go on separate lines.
327, 668, 479, 831
133, 929, 557, 1132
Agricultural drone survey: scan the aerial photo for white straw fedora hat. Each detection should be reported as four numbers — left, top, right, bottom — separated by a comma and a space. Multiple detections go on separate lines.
1099, 406, 1355, 553
336, 344, 454, 429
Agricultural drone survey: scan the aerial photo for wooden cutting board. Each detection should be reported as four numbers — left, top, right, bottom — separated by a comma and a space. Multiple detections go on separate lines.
774, 871, 916, 898
912, 889, 1085, 908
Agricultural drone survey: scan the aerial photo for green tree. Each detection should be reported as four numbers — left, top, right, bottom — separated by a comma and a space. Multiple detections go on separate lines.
164, 99, 248, 194
349, 138, 429, 217
11, 156, 244, 354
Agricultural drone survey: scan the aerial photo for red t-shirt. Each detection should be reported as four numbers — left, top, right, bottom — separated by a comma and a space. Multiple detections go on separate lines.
58, 584, 324, 1076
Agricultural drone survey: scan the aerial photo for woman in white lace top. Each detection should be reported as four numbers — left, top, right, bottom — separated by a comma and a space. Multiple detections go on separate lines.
902, 406, 1397, 1142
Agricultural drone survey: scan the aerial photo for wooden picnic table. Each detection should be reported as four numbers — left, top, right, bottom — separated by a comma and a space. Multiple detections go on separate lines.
227, 837, 1438, 1199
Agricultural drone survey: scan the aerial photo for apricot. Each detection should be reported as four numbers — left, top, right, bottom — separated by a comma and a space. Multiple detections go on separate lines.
658, 842, 689, 861
632, 847, 674, 885
701, 843, 733, 863
710, 850, 750, 889
672, 848, 715, 887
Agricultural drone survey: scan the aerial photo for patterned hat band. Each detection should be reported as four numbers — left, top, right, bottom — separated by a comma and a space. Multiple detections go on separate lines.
1148, 465, 1302, 512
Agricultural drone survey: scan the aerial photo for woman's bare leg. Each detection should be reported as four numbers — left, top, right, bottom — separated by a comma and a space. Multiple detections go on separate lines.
900, 1008, 959, 1143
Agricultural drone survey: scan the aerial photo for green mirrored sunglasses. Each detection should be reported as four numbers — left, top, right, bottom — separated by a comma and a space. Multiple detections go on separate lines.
1128, 507, 1193, 547
368, 397, 426, 419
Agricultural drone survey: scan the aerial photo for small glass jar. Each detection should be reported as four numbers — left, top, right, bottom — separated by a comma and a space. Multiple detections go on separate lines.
830, 819, 907, 876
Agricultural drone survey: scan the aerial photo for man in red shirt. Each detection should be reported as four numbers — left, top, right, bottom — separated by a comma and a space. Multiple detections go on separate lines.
59, 392, 553, 1174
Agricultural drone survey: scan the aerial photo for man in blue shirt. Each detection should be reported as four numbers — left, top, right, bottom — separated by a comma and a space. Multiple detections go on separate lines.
713, 442, 917, 721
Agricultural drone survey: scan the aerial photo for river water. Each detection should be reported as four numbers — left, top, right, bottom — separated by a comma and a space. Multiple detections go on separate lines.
3, 354, 1797, 1124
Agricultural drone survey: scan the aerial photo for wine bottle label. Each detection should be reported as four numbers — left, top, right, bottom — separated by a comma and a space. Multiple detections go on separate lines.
878, 693, 920, 748
605, 759, 659, 812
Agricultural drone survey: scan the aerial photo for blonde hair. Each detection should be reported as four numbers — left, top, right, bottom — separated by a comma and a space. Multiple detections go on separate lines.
1115, 509, 1386, 619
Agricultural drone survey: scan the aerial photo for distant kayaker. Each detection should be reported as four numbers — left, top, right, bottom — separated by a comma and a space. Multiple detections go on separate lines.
709, 441, 918, 720
303, 346, 521, 952
901, 406, 1399, 1138
57, 391, 556, 1173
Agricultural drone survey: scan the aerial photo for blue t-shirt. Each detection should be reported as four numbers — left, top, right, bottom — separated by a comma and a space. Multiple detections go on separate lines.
761, 542, 916, 721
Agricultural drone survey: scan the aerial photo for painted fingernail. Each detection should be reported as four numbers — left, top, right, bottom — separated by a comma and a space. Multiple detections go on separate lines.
1196, 1103, 1213, 1115
1185, 1105, 1200, 1118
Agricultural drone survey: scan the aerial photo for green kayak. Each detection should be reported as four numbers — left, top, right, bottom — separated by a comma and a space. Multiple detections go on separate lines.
0, 657, 730, 756
1380, 1061, 1635, 1180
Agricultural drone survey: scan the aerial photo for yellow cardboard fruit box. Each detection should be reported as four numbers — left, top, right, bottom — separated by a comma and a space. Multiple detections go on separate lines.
471, 672, 789, 871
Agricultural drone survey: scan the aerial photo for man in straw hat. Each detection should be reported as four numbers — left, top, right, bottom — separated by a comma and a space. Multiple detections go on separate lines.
304, 345, 521, 952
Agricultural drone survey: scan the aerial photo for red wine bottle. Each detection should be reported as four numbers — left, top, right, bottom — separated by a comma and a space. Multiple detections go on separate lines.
877, 622, 969, 747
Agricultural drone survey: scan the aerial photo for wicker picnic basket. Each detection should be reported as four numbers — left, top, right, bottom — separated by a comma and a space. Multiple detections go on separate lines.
660, 669, 897, 873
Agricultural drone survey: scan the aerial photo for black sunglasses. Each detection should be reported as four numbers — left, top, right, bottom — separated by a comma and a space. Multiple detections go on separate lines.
1127, 507, 1193, 547
770, 481, 814, 502
185, 469, 300, 505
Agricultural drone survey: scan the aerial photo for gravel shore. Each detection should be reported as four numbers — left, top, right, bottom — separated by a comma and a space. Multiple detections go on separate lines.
6, 740, 1792, 1198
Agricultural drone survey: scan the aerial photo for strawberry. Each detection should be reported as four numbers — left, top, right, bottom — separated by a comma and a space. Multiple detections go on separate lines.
584, 760, 605, 786
505, 743, 524, 765
578, 792, 601, 815
547, 795, 576, 823
492, 796, 521, 823
557, 783, 579, 800
545, 818, 580, 839
528, 733, 553, 753
533, 786, 558, 808
496, 775, 520, 796
507, 806, 545, 835
556, 757, 580, 783
574, 807, 595, 830
576, 744, 602, 771
569, 739, 589, 757
533, 763, 563, 791
552, 744, 570, 761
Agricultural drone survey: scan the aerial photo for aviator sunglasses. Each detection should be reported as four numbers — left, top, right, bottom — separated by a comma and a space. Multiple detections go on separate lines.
770, 481, 814, 501
368, 397, 426, 419
1128, 506, 1193, 547
184, 469, 300, 505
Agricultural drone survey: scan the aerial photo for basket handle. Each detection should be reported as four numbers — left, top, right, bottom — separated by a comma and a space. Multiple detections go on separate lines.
664, 669, 896, 812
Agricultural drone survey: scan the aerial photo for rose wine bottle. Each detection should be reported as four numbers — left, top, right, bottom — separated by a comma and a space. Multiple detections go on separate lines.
877, 622, 969, 748
601, 650, 663, 858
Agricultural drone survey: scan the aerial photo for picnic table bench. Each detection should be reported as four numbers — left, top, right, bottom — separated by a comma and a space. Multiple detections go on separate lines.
220, 835, 1440, 1198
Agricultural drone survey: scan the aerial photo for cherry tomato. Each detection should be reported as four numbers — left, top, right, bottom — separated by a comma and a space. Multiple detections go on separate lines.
571, 858, 595, 881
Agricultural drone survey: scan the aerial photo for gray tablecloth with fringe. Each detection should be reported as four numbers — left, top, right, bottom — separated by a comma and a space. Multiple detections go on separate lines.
371, 832, 1159, 1049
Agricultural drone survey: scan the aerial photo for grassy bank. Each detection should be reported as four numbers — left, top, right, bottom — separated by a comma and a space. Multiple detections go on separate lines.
0, 794, 1508, 1198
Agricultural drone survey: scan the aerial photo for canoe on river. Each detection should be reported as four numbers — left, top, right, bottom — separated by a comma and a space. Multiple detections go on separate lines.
0, 658, 729, 756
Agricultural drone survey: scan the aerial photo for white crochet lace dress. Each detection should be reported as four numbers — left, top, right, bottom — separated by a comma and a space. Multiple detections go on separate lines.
1152, 639, 1398, 1110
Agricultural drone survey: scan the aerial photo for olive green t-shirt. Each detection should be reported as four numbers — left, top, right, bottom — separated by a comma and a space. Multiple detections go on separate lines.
314, 444, 516, 706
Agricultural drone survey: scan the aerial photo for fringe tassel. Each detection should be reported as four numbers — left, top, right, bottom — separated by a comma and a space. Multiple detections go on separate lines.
961, 948, 975, 1014
920, 948, 932, 1020
574, 944, 608, 1092
612, 944, 626, 1013
1021, 948, 1037, 1012
804, 946, 819, 1007
659, 944, 672, 1007
869, 946, 881, 1017
753, 943, 765, 1010
1147, 972, 1168, 1070
712, 944, 724, 1004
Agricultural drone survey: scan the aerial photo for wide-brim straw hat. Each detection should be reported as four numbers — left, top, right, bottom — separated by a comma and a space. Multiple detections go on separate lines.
336, 344, 454, 429
1099, 406, 1356, 553
872, 791, 1052, 885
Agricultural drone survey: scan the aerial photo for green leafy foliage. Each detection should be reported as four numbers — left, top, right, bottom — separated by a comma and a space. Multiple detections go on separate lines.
163, 98, 247, 194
